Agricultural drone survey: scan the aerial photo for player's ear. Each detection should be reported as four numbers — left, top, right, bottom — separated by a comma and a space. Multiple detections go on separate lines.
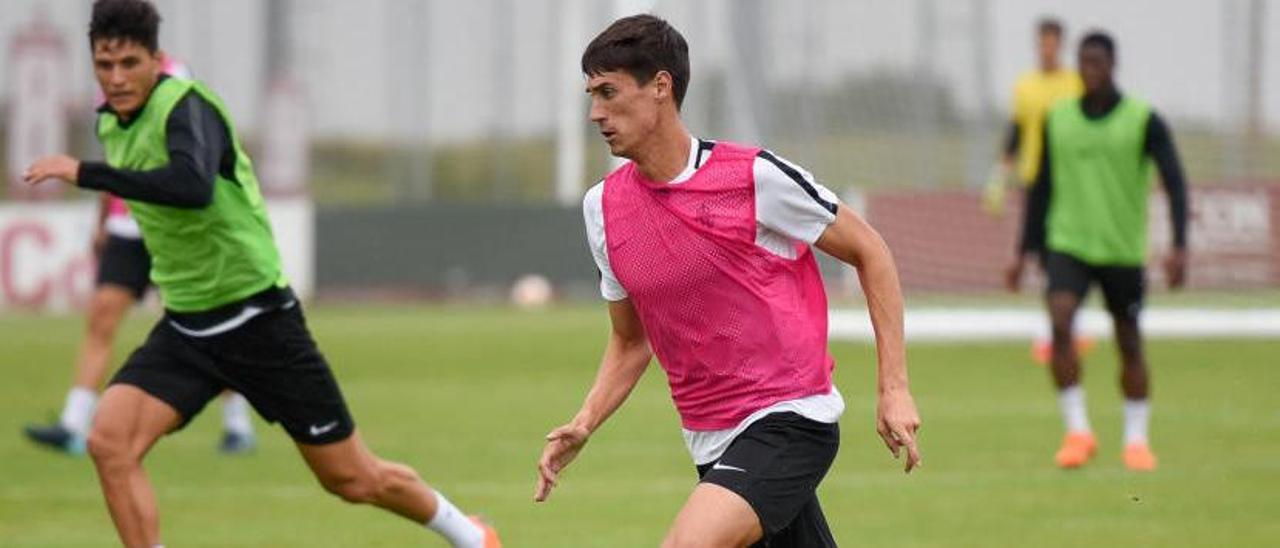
652, 70, 672, 103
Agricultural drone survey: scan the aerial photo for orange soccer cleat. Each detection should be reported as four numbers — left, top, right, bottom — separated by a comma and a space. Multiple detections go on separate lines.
470, 516, 503, 548
1054, 432, 1097, 469
1123, 443, 1158, 472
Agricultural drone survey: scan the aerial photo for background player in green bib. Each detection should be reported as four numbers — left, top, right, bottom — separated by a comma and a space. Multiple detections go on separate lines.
1005, 31, 1189, 472
23, 2, 499, 546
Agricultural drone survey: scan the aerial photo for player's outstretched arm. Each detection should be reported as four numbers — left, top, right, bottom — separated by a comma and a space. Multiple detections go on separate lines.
815, 204, 922, 473
26, 97, 224, 209
535, 299, 653, 502
22, 155, 81, 186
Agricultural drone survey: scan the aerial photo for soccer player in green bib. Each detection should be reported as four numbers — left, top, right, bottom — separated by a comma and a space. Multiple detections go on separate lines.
22, 2, 500, 546
1005, 31, 1189, 472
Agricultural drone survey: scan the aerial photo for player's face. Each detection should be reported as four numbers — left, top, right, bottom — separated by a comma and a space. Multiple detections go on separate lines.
1077, 45, 1113, 94
1037, 32, 1061, 69
586, 71, 662, 158
92, 39, 162, 118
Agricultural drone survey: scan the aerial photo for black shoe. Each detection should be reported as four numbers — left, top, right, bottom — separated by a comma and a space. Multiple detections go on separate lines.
23, 422, 87, 455
219, 431, 256, 455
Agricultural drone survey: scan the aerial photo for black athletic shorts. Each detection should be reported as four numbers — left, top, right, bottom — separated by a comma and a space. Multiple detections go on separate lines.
96, 235, 151, 299
697, 412, 840, 547
110, 300, 354, 444
1045, 251, 1145, 320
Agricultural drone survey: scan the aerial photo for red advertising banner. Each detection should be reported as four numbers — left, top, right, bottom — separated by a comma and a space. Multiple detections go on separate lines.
866, 183, 1278, 292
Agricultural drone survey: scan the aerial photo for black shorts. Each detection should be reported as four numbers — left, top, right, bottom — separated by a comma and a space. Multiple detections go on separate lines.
697, 412, 840, 547
110, 303, 355, 444
1045, 251, 1146, 320
96, 235, 151, 299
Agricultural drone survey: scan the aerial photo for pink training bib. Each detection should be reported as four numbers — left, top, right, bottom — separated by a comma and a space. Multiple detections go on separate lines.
603, 141, 834, 430
106, 195, 129, 218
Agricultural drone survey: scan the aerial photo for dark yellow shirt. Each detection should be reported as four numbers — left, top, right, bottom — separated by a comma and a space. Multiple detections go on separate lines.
1010, 69, 1083, 184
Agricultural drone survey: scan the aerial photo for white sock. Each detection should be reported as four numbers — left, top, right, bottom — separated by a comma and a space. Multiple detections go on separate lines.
59, 387, 98, 436
425, 491, 484, 548
1123, 399, 1150, 445
1057, 385, 1092, 434
221, 393, 254, 436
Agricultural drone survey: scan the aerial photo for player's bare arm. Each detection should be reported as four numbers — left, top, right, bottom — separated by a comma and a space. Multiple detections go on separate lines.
535, 298, 653, 501
814, 204, 922, 473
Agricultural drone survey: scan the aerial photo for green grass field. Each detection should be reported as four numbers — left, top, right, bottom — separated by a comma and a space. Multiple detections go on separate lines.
2, 305, 1277, 547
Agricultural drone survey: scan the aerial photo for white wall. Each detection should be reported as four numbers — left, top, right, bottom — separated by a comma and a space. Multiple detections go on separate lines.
1, 0, 1276, 142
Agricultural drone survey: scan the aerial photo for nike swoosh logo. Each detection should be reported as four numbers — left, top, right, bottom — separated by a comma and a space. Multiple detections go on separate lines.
309, 421, 339, 437
711, 462, 746, 473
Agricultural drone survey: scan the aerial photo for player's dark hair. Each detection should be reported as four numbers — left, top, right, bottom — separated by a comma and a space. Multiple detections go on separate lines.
89, 0, 162, 52
582, 14, 690, 109
1037, 18, 1064, 38
1080, 31, 1116, 61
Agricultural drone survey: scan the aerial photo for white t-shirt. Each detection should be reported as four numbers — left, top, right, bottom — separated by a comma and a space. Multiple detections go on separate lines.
582, 136, 847, 465
104, 214, 143, 239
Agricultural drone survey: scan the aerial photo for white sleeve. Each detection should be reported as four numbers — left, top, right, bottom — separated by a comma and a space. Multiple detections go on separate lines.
582, 182, 629, 301
753, 151, 840, 244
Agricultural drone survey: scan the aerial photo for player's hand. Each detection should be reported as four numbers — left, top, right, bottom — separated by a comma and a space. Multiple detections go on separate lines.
535, 422, 590, 502
1164, 248, 1188, 290
981, 164, 1010, 218
1004, 256, 1027, 293
22, 155, 80, 186
876, 387, 922, 473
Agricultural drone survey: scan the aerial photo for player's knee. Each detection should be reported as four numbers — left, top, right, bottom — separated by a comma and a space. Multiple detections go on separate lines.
321, 475, 375, 504
86, 306, 122, 340
379, 460, 421, 488
662, 528, 720, 548
319, 469, 380, 504
86, 424, 130, 467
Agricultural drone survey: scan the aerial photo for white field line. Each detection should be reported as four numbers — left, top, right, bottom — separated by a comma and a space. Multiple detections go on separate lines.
830, 308, 1280, 342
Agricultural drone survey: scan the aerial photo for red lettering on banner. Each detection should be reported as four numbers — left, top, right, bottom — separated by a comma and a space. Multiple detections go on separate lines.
62, 253, 96, 309
1, 221, 53, 308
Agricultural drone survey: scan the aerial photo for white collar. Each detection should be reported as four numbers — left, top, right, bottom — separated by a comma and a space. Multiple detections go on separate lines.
666, 135, 702, 185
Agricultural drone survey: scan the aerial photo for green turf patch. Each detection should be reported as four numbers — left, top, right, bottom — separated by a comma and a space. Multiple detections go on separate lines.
1, 306, 1276, 546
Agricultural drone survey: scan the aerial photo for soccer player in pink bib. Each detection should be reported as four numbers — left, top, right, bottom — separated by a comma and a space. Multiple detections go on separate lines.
535, 15, 921, 547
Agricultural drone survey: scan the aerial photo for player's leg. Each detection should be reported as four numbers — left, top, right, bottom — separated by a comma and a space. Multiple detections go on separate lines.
88, 318, 224, 546
87, 384, 182, 547
218, 391, 256, 454
217, 304, 497, 546
295, 433, 496, 547
664, 483, 763, 547
765, 496, 837, 547
1043, 252, 1096, 468
1113, 318, 1148, 398
296, 431, 436, 519
1100, 266, 1156, 470
25, 235, 148, 453
667, 412, 839, 548
24, 286, 134, 453
73, 285, 136, 390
